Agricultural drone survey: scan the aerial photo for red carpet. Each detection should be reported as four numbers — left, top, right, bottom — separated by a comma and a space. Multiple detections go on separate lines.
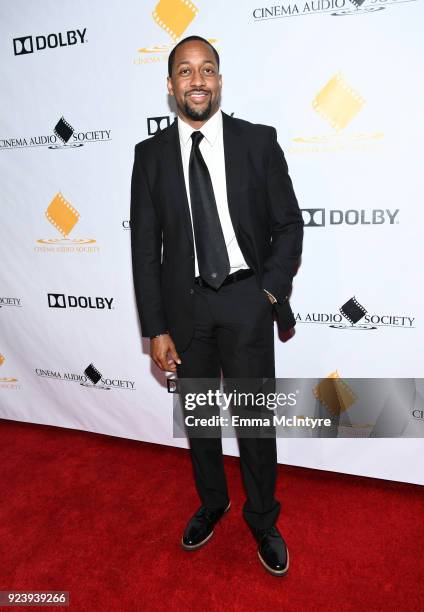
1, 419, 423, 611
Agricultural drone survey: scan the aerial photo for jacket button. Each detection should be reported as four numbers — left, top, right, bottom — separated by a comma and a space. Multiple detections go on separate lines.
190, 289, 194, 294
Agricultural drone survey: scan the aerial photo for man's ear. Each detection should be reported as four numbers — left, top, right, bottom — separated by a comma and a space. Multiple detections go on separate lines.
167, 76, 174, 96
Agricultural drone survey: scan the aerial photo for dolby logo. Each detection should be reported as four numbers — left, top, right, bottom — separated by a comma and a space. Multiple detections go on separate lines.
13, 28, 87, 56
301, 208, 399, 227
147, 115, 171, 136
47, 294, 114, 310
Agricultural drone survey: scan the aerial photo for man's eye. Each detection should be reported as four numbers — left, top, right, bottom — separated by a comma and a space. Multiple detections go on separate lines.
180, 68, 190, 75
204, 68, 215, 74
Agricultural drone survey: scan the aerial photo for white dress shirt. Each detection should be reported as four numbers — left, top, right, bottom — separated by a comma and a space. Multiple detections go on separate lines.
177, 109, 249, 278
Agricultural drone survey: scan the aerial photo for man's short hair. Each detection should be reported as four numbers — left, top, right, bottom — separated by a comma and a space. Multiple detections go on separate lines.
168, 35, 220, 78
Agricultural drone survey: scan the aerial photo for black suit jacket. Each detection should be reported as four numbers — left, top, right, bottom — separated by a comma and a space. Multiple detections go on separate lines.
130, 111, 304, 352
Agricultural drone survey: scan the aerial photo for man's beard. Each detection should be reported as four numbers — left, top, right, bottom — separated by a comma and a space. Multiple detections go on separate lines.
183, 97, 213, 122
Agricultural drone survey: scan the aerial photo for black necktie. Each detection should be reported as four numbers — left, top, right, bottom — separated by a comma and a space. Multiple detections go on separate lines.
189, 131, 230, 289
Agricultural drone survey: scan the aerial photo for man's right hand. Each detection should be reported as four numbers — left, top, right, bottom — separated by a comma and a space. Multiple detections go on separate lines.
150, 333, 181, 372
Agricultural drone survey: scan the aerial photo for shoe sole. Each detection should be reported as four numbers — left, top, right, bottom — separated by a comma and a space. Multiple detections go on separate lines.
257, 548, 289, 577
181, 500, 231, 551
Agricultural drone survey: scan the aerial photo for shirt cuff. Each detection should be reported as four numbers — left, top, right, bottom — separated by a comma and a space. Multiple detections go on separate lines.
263, 289, 278, 304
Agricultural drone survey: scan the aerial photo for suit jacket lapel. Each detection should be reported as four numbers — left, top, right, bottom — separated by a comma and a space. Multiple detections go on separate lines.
222, 111, 243, 235
159, 119, 194, 248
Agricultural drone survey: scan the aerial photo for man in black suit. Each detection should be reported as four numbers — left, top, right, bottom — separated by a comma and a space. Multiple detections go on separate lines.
130, 35, 303, 576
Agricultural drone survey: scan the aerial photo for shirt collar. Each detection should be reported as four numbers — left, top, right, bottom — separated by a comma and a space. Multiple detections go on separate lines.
177, 108, 222, 148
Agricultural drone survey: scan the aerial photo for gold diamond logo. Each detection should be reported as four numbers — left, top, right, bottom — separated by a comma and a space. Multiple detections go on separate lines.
312, 72, 365, 132
0, 354, 5, 367
313, 370, 357, 416
152, 0, 198, 41
45, 192, 80, 237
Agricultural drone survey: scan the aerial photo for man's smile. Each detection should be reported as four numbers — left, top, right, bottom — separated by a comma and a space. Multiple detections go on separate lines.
186, 90, 210, 103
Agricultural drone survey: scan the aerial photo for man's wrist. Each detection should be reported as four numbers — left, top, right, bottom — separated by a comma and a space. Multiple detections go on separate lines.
150, 331, 169, 339
263, 289, 278, 304
263, 289, 290, 304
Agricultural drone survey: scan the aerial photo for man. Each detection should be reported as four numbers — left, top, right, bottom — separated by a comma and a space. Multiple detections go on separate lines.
130, 35, 303, 576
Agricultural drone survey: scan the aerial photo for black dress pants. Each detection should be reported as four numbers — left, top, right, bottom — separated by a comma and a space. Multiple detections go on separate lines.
176, 272, 281, 530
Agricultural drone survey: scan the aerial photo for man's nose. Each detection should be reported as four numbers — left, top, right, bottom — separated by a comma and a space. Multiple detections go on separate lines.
189, 69, 206, 88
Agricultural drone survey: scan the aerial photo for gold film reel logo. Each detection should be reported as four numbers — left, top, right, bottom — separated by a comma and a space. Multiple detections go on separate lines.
137, 0, 218, 57
312, 72, 365, 132
152, 0, 198, 41
45, 192, 80, 238
0, 353, 18, 383
313, 371, 357, 416
290, 70, 384, 152
37, 192, 96, 246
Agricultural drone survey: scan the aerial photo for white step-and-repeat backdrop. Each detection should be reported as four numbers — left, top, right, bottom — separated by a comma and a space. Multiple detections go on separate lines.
1, 0, 423, 484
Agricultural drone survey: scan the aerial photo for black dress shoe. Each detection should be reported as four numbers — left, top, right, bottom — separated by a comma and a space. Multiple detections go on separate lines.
251, 525, 289, 576
181, 500, 231, 550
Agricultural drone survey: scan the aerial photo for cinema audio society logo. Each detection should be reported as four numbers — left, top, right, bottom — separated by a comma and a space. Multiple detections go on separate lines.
289, 72, 383, 154
13, 28, 87, 56
252, 0, 415, 19
35, 362, 136, 391
1, 115, 112, 151
301, 208, 399, 227
82, 363, 135, 390
47, 294, 114, 310
0, 353, 20, 389
296, 296, 415, 330
35, 192, 99, 253
0, 297, 22, 309
134, 0, 216, 65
